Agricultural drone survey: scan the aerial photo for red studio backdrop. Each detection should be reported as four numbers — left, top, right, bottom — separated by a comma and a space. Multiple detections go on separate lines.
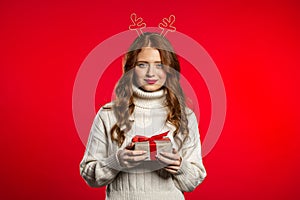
1, 0, 300, 199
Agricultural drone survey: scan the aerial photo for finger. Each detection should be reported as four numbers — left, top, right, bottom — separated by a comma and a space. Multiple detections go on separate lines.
164, 167, 178, 174
126, 150, 147, 156
126, 155, 148, 162
156, 160, 168, 168
159, 152, 180, 161
156, 154, 181, 166
155, 154, 170, 165
122, 159, 146, 168
164, 165, 180, 171
121, 160, 129, 168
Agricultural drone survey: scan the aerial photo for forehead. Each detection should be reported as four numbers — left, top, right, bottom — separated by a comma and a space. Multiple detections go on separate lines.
137, 47, 161, 61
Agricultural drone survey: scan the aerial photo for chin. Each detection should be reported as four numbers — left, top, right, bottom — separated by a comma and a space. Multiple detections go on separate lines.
141, 85, 162, 92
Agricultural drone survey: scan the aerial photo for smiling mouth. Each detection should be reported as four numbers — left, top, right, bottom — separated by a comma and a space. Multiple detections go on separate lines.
145, 79, 157, 84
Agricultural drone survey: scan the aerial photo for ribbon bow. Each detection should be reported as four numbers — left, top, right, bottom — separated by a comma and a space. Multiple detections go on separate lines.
132, 131, 170, 160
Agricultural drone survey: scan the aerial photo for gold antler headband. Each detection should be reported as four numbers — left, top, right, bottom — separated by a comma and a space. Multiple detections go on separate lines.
158, 15, 176, 36
129, 13, 176, 37
129, 13, 146, 36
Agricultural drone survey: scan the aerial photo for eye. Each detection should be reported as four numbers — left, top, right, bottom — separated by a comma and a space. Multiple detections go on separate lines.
156, 63, 164, 69
137, 62, 148, 68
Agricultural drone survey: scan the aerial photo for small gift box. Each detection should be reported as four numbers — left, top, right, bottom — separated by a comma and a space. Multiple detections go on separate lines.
132, 131, 172, 161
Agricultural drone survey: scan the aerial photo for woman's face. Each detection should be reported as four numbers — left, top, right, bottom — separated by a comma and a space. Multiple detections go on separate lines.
134, 47, 167, 92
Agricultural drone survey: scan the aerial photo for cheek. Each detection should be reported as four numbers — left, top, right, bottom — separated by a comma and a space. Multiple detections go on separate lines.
134, 68, 145, 85
134, 68, 144, 79
158, 71, 167, 82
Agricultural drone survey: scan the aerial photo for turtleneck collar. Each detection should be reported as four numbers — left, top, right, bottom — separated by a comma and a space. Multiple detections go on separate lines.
132, 84, 167, 109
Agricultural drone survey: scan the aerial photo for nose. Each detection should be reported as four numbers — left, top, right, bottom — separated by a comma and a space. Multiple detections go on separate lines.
146, 65, 155, 77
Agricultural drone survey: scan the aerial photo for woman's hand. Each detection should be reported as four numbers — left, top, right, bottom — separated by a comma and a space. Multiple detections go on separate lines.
117, 143, 148, 169
156, 148, 182, 174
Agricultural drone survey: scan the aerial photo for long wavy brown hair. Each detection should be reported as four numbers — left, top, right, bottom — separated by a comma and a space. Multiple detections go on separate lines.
110, 32, 189, 149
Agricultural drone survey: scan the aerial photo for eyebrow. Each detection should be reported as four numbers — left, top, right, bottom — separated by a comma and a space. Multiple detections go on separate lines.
136, 61, 162, 63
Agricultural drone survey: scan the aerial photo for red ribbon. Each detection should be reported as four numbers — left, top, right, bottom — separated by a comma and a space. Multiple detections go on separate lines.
132, 131, 170, 160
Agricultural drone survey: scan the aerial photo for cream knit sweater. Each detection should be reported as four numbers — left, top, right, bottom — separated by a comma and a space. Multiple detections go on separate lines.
80, 85, 207, 200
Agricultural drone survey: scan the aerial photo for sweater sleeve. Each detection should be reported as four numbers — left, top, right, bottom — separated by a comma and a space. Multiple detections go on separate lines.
79, 108, 122, 188
172, 110, 207, 192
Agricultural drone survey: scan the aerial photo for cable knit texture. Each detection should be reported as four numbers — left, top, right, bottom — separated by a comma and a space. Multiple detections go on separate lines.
80, 85, 207, 200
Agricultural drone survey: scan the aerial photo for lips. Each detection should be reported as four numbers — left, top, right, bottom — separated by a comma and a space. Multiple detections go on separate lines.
145, 79, 157, 84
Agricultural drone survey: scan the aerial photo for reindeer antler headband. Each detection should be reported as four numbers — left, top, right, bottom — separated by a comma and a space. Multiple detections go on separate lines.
129, 13, 176, 36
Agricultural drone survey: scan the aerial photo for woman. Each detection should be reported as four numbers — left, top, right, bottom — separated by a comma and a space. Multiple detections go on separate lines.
80, 32, 207, 200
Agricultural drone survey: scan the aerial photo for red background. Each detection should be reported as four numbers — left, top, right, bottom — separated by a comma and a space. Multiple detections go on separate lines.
1, 0, 300, 199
